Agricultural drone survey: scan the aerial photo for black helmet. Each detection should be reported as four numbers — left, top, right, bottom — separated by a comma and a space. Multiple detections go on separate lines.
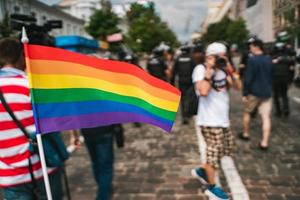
296, 54, 300, 63
192, 43, 204, 53
247, 35, 260, 45
271, 42, 284, 56
180, 45, 191, 53
152, 47, 164, 57
124, 54, 133, 61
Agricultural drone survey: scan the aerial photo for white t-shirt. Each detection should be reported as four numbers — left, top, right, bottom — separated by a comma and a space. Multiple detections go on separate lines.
192, 64, 230, 128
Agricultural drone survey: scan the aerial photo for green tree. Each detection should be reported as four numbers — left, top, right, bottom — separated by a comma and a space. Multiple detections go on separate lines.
125, 3, 178, 53
282, 9, 300, 44
0, 14, 12, 38
226, 18, 249, 47
201, 16, 249, 48
86, 9, 120, 40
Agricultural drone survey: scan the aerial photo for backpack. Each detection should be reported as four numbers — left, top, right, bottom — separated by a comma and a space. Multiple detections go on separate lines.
186, 85, 199, 117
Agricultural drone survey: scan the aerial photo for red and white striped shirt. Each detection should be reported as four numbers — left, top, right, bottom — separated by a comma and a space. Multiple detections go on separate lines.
0, 67, 44, 188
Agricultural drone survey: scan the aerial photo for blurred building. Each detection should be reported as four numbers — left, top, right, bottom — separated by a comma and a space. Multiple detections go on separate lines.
200, 0, 228, 32
230, 0, 300, 47
0, 0, 85, 36
57, 0, 130, 34
228, 0, 247, 20
273, 0, 300, 31
242, 0, 275, 43
58, 0, 102, 22
273, 0, 300, 49
201, 0, 288, 43
200, 0, 275, 43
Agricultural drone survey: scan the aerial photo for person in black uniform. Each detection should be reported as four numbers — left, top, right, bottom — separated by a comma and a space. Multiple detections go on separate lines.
171, 45, 195, 124
271, 43, 295, 117
147, 48, 168, 81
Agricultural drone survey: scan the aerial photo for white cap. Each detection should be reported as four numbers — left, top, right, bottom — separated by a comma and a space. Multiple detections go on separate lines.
206, 42, 227, 56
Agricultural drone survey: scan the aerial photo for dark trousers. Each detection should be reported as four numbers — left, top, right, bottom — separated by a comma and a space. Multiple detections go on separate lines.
83, 132, 114, 200
273, 79, 290, 116
179, 84, 192, 121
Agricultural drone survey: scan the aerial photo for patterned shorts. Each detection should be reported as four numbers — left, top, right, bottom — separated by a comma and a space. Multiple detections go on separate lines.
200, 126, 235, 169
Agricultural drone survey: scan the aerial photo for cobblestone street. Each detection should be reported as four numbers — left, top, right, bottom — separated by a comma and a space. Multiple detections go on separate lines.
1, 88, 299, 200
1, 1, 300, 200
64, 87, 300, 200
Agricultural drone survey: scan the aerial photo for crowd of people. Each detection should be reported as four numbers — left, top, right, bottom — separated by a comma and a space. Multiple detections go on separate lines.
146, 37, 299, 200
0, 34, 299, 200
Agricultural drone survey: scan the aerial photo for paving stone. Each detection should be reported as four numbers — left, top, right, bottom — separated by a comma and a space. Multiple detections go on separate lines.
285, 195, 300, 200
249, 193, 268, 200
1, 86, 299, 199
230, 88, 300, 198
266, 194, 285, 200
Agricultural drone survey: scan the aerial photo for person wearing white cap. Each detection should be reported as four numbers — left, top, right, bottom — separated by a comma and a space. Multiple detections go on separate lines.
191, 42, 238, 200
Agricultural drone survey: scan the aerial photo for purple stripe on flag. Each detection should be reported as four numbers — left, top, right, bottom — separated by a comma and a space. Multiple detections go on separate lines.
38, 112, 172, 134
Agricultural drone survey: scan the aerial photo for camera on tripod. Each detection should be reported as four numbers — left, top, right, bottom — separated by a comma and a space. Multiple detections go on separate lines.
10, 14, 62, 46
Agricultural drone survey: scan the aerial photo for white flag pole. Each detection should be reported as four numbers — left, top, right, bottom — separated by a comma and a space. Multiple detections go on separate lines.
22, 27, 53, 200
36, 134, 53, 200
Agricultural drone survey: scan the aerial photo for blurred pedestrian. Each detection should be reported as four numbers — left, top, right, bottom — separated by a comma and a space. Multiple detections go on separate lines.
191, 42, 238, 200
171, 45, 195, 124
229, 44, 241, 72
163, 48, 174, 82
0, 38, 63, 200
241, 38, 273, 150
271, 43, 295, 117
147, 48, 168, 81
81, 125, 116, 200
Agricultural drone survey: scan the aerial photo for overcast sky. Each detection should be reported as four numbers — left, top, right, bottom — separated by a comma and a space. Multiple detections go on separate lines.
41, 0, 208, 42
111, 0, 208, 42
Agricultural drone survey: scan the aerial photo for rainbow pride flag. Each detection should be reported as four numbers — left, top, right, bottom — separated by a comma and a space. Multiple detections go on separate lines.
24, 44, 181, 134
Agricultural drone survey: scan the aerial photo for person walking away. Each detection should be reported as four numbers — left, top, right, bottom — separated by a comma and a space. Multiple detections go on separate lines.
271, 43, 295, 117
171, 45, 195, 124
191, 42, 237, 200
81, 125, 116, 200
0, 38, 63, 200
241, 38, 274, 150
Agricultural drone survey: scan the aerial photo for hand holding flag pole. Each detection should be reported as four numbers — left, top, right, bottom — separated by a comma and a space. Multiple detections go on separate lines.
22, 27, 53, 200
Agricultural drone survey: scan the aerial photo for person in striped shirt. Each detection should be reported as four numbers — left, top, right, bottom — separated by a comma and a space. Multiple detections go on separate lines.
0, 38, 63, 200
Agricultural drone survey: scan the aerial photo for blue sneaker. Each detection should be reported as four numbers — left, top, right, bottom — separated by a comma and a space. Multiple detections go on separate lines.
191, 168, 208, 185
205, 185, 229, 200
